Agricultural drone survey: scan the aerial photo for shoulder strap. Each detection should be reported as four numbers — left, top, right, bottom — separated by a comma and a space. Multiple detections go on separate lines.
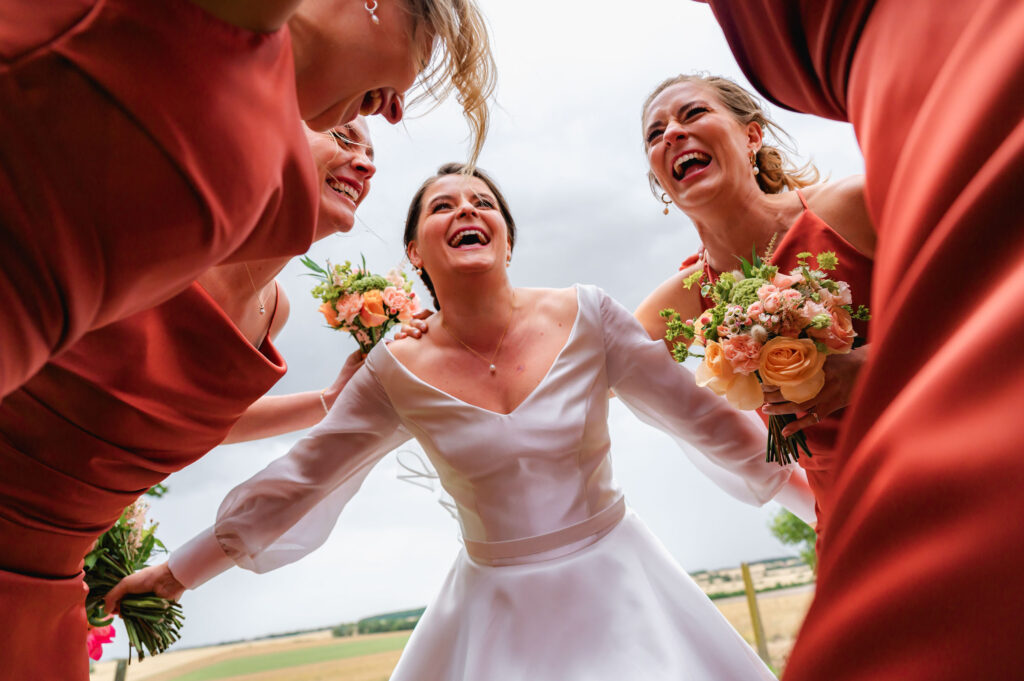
796, 189, 810, 210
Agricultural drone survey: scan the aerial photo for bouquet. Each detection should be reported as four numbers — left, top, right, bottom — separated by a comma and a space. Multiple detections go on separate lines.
84, 501, 184, 662
302, 255, 420, 353
662, 249, 869, 465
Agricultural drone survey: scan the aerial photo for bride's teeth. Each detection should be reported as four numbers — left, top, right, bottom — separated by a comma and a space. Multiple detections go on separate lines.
448, 229, 489, 247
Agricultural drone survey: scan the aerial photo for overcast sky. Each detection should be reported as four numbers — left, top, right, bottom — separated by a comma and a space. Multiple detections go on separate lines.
131, 0, 863, 652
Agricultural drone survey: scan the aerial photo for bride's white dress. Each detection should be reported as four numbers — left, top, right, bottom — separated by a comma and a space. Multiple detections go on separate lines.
170, 285, 813, 680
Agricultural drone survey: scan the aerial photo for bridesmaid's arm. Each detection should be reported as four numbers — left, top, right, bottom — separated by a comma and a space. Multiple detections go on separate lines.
634, 263, 705, 348
221, 349, 365, 443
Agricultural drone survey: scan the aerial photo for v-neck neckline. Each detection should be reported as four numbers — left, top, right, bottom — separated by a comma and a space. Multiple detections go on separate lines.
382, 286, 583, 417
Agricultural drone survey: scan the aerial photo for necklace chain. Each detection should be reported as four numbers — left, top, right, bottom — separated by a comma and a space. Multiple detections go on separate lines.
441, 296, 515, 375
243, 263, 266, 315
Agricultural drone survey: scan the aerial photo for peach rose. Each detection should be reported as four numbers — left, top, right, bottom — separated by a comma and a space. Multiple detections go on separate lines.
319, 301, 339, 326
396, 292, 420, 323
759, 337, 827, 403
382, 286, 409, 312
722, 335, 762, 375
359, 289, 389, 327
807, 305, 856, 354
695, 342, 765, 410
335, 293, 363, 325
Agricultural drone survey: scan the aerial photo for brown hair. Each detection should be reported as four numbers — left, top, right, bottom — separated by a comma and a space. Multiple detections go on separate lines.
403, 163, 516, 309
405, 0, 497, 167
641, 73, 819, 196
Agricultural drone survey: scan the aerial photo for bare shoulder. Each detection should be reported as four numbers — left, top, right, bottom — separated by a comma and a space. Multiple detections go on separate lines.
803, 177, 876, 258
516, 286, 579, 326
634, 264, 704, 342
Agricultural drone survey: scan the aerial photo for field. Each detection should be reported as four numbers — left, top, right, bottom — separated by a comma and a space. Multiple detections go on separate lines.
91, 585, 814, 681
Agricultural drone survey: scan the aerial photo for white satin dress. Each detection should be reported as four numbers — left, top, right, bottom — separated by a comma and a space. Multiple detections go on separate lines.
170, 285, 814, 680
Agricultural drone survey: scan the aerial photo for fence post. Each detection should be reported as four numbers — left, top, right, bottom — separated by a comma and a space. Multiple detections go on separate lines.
740, 562, 771, 665
113, 658, 128, 681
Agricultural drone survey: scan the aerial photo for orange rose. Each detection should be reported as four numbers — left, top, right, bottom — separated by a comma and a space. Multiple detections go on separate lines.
807, 306, 856, 354
695, 342, 764, 410
358, 289, 389, 327
319, 301, 339, 327
759, 337, 826, 403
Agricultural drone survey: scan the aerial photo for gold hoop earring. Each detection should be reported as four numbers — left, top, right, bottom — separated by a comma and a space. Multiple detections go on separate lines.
660, 192, 672, 215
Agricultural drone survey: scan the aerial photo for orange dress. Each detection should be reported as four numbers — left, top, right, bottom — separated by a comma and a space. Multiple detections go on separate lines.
681, 192, 873, 550
699, 1, 1024, 678
0, 284, 287, 679
0, 0, 317, 400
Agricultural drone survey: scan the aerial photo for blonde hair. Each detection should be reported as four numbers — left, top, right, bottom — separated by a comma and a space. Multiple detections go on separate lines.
641, 73, 819, 196
405, 0, 497, 167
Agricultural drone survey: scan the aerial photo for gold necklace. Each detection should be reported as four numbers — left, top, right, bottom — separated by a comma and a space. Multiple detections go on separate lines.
243, 263, 266, 315
441, 296, 515, 375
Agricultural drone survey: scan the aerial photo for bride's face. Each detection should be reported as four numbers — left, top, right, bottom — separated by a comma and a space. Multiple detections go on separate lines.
408, 175, 511, 279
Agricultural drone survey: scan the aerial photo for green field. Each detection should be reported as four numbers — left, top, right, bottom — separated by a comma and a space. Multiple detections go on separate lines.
167, 634, 411, 681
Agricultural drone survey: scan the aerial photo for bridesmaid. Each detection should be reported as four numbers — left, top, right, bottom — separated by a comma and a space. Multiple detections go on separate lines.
0, 0, 495, 399
635, 74, 874, 550
0, 118, 374, 680
634, 74, 876, 548
693, 2, 1024, 680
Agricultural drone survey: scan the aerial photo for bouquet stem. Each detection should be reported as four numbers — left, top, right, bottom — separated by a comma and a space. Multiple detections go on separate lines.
766, 414, 813, 466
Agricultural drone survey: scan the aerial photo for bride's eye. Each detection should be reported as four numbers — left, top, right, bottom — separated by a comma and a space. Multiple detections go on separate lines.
430, 201, 452, 213
475, 198, 494, 209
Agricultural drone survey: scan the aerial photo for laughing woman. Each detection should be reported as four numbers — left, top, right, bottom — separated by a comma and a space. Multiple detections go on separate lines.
635, 74, 875, 551
108, 163, 815, 680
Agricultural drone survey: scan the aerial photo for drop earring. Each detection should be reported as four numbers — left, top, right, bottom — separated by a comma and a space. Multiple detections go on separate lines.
660, 192, 672, 215
364, 0, 380, 25
750, 151, 760, 175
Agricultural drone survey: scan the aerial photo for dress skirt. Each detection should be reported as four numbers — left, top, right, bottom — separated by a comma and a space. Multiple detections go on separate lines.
390, 511, 775, 681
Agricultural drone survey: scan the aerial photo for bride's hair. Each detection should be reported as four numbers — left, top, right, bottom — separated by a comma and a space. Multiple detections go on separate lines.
403, 162, 516, 310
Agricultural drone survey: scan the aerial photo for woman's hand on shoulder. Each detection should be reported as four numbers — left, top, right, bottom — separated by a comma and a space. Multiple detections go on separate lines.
103, 562, 185, 615
635, 264, 704, 346
393, 309, 434, 340
807, 176, 876, 259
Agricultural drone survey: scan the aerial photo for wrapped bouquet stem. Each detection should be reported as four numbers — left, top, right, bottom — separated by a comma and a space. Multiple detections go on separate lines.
84, 501, 184, 661
663, 249, 869, 465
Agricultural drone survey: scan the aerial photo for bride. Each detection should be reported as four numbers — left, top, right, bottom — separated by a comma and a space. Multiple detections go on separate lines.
108, 163, 814, 680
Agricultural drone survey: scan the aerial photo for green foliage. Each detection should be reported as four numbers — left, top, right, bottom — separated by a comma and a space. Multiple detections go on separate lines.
768, 509, 817, 572
145, 483, 169, 498
356, 607, 426, 635
728, 277, 767, 308
682, 269, 704, 290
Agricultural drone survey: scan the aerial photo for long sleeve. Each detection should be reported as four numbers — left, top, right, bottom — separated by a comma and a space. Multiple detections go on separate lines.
169, 361, 411, 588
596, 287, 816, 523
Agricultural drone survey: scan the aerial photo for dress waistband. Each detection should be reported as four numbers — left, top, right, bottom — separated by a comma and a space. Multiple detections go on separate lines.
463, 496, 626, 567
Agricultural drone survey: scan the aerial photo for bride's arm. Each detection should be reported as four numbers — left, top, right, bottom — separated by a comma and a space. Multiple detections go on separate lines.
108, 361, 411, 610
597, 288, 816, 524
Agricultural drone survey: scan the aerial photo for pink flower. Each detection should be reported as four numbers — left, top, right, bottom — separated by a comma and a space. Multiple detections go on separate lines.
773, 272, 803, 289
396, 292, 420, 323
355, 329, 371, 345
722, 335, 763, 374
382, 286, 410, 314
86, 625, 115, 661
761, 290, 784, 314
747, 301, 764, 319
799, 300, 829, 326
807, 306, 857, 353
385, 269, 406, 289
781, 288, 802, 303
335, 293, 364, 325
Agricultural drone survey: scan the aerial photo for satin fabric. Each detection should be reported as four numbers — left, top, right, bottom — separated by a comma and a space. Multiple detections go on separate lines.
0, 283, 287, 680
171, 286, 811, 678
0, 0, 317, 398
699, 1, 1024, 678
682, 194, 873, 549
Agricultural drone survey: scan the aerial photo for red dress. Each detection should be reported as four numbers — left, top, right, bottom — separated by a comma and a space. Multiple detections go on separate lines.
0, 284, 287, 680
681, 192, 873, 550
699, 1, 1024, 678
0, 0, 317, 399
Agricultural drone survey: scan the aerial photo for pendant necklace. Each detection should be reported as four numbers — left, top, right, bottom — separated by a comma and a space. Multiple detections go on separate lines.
243, 263, 266, 315
441, 295, 515, 375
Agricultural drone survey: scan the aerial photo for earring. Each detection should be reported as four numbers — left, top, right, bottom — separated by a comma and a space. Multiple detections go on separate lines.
750, 151, 760, 176
660, 192, 672, 215
364, 0, 380, 25
415, 266, 423, 276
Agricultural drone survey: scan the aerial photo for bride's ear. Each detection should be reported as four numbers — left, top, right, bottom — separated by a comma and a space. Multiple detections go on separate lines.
407, 242, 422, 270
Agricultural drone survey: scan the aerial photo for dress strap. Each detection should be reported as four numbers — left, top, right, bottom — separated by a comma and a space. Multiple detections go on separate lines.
796, 189, 810, 210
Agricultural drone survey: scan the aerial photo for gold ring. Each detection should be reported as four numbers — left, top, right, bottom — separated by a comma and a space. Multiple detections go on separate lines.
811, 411, 821, 424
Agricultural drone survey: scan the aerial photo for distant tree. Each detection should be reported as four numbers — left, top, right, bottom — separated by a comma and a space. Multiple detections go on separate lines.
769, 509, 817, 572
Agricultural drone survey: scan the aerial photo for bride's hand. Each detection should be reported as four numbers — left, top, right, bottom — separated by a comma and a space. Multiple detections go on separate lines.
104, 562, 185, 615
761, 345, 869, 436
393, 309, 434, 340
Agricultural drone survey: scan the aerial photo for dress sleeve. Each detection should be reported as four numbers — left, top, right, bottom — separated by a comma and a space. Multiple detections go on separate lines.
168, 364, 411, 588
596, 287, 816, 523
